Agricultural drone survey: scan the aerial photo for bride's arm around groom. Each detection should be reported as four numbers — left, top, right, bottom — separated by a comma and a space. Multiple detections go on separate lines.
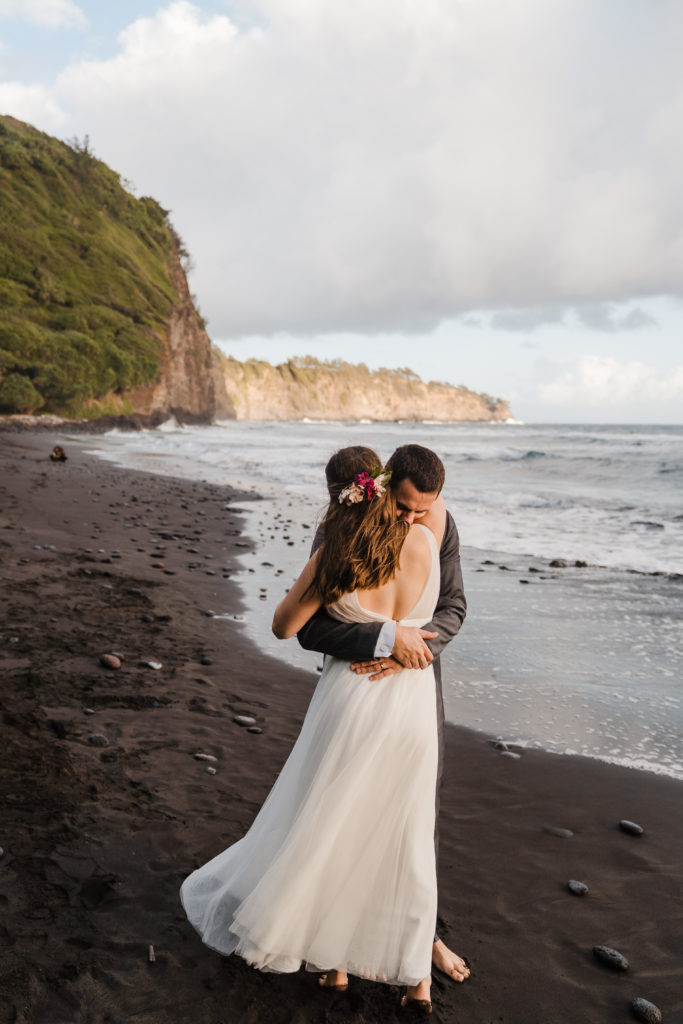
296, 509, 466, 677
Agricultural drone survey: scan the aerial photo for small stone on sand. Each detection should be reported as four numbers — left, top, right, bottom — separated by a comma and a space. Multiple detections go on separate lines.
631, 998, 662, 1023
193, 753, 218, 762
99, 654, 121, 670
247, 727, 263, 734
593, 945, 629, 971
543, 826, 574, 838
567, 880, 589, 896
233, 715, 257, 727
204, 766, 217, 775
620, 819, 644, 836
143, 661, 162, 670
87, 733, 109, 747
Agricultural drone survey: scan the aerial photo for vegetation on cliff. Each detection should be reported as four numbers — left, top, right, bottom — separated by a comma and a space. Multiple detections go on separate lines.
0, 116, 185, 417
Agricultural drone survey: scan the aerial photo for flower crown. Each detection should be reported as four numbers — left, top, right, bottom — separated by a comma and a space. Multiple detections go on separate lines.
338, 466, 392, 506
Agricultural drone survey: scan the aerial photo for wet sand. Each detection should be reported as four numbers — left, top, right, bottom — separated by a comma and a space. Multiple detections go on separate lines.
1, 431, 682, 1024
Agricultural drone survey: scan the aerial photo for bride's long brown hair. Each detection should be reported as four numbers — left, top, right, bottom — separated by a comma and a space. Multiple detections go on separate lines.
309, 446, 409, 605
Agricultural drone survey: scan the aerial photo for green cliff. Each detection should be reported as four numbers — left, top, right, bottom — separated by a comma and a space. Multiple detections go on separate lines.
0, 115, 216, 421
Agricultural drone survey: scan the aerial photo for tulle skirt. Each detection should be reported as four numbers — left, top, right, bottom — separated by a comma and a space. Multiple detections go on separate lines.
180, 655, 438, 986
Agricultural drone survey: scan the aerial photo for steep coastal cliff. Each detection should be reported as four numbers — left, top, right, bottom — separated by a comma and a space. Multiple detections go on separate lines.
0, 116, 217, 423
0, 117, 510, 427
214, 353, 511, 422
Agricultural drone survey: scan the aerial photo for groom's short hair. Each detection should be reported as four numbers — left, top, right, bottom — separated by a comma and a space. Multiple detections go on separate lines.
387, 444, 445, 495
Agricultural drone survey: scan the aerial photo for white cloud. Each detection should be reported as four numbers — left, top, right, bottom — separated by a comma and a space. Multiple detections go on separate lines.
539, 356, 683, 408
0, 81, 67, 128
0, 0, 85, 29
4, 0, 683, 337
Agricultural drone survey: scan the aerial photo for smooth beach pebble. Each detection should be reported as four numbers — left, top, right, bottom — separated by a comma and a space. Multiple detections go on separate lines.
620, 819, 644, 836
631, 998, 663, 1023
247, 727, 263, 734
87, 733, 109, 747
567, 880, 589, 896
193, 753, 218, 762
549, 558, 568, 567
82, 708, 95, 716
143, 661, 162, 670
593, 945, 629, 971
204, 766, 217, 775
233, 715, 257, 727
99, 654, 121, 670
543, 826, 574, 838
500, 750, 521, 759
200, 657, 213, 665
204, 610, 216, 617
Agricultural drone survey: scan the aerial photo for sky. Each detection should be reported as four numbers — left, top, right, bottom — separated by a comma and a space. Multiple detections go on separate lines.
1, 0, 682, 423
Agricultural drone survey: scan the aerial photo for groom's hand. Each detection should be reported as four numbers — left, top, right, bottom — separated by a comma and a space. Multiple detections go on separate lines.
392, 625, 438, 670
351, 656, 403, 681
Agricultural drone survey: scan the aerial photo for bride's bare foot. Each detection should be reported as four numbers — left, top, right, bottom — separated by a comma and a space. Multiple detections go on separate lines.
401, 976, 432, 1013
432, 938, 470, 982
318, 969, 349, 991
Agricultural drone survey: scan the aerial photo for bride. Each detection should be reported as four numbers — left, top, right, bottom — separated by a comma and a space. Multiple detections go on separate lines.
180, 445, 447, 1012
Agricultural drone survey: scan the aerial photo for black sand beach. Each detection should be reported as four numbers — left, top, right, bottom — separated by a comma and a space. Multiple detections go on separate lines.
1, 431, 682, 1024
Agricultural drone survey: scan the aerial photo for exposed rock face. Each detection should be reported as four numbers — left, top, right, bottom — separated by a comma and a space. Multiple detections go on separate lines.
212, 353, 512, 422
118, 252, 230, 424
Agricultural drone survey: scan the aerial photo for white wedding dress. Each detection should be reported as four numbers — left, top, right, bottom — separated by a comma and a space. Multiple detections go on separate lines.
180, 524, 440, 986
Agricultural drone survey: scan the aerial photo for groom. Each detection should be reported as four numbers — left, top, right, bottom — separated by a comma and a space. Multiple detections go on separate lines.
297, 443, 470, 983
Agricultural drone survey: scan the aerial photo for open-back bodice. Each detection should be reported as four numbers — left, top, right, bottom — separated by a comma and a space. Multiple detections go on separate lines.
326, 523, 440, 629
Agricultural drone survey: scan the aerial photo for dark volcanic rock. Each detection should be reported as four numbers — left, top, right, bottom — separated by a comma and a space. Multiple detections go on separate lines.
593, 945, 629, 971
631, 997, 662, 1023
620, 819, 644, 836
549, 558, 568, 568
87, 733, 109, 747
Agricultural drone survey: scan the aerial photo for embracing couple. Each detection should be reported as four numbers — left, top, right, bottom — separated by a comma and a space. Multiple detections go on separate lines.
181, 443, 470, 1013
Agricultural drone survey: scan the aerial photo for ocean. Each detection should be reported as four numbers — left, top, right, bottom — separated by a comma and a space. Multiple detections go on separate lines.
80, 421, 683, 779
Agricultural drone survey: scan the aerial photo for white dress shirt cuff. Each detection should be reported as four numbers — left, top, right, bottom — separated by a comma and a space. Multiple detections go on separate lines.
374, 621, 396, 659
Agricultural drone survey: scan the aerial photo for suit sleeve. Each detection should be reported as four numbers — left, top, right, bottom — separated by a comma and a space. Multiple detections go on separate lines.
422, 512, 467, 659
295, 523, 384, 662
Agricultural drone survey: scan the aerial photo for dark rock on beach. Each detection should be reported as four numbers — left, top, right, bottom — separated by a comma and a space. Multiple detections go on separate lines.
620, 819, 644, 836
549, 559, 568, 568
567, 880, 589, 896
99, 653, 121, 670
593, 945, 629, 971
631, 997, 663, 1023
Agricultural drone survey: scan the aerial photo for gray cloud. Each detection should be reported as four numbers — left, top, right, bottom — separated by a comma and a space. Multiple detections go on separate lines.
2, 0, 682, 337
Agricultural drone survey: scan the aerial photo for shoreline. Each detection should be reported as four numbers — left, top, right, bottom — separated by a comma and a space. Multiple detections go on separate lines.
1, 432, 682, 1023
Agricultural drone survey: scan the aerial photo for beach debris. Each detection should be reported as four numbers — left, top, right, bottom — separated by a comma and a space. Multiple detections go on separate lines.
49, 445, 67, 462
500, 750, 521, 759
543, 826, 574, 838
82, 708, 95, 715
247, 727, 263, 734
142, 661, 162, 670
87, 733, 109, 747
148, 944, 156, 963
549, 558, 568, 568
492, 739, 508, 750
631, 997, 662, 1023
193, 753, 218, 762
593, 945, 629, 971
204, 766, 217, 775
233, 715, 257, 727
567, 880, 589, 896
619, 819, 644, 836
574, 560, 588, 567
99, 653, 121, 670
